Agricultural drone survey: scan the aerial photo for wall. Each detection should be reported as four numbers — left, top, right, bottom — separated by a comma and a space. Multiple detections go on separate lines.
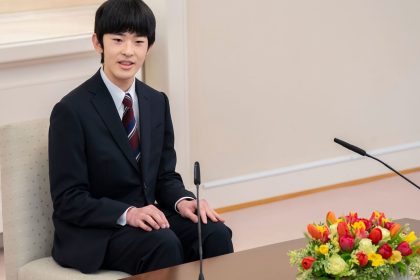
185, 0, 420, 207
2, 0, 420, 220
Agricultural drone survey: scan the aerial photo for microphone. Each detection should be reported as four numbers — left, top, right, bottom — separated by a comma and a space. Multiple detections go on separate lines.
334, 138, 420, 190
194, 162, 205, 280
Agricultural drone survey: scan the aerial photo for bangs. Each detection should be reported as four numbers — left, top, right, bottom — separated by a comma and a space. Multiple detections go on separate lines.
95, 0, 156, 44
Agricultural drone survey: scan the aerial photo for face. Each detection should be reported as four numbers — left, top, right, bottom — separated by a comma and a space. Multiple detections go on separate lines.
92, 32, 149, 91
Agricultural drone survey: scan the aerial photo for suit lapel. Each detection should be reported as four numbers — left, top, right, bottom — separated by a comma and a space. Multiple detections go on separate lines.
87, 71, 140, 172
136, 80, 151, 179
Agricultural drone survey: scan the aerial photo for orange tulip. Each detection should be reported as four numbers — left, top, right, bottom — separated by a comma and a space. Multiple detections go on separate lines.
307, 224, 322, 240
390, 223, 401, 238
326, 211, 337, 225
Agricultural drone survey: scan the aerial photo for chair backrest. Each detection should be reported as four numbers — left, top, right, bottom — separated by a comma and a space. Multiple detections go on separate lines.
0, 119, 53, 280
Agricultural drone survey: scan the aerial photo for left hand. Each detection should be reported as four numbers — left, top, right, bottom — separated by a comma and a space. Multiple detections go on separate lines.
177, 199, 225, 224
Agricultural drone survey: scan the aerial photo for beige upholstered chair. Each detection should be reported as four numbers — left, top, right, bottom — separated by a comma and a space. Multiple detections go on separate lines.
0, 119, 130, 280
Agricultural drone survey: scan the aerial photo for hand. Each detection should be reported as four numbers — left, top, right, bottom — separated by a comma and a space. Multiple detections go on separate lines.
177, 199, 225, 224
126, 205, 170, 232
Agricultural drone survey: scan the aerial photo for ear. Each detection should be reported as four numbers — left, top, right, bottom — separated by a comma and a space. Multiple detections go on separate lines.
146, 43, 154, 55
92, 33, 103, 54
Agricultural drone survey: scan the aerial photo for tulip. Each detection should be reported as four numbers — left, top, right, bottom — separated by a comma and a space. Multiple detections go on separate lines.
301, 256, 316, 270
339, 235, 355, 252
355, 228, 368, 239
345, 212, 358, 225
337, 221, 350, 237
307, 224, 322, 240
360, 218, 372, 230
326, 211, 337, 225
390, 223, 401, 238
384, 221, 394, 230
397, 241, 413, 256
378, 243, 393, 259
368, 227, 382, 245
356, 252, 368, 267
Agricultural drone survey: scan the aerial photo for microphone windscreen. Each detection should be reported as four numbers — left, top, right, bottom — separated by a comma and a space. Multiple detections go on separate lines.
194, 161, 201, 185
334, 138, 366, 156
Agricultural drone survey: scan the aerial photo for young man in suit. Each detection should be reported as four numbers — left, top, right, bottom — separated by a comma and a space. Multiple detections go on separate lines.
48, 0, 233, 275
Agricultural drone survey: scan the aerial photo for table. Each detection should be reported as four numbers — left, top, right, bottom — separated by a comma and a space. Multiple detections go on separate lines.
122, 218, 420, 280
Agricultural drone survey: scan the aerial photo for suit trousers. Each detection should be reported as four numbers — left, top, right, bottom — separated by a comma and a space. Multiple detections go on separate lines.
102, 212, 234, 275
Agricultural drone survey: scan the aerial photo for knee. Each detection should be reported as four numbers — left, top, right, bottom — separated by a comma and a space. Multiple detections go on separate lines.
203, 222, 234, 256
155, 229, 183, 255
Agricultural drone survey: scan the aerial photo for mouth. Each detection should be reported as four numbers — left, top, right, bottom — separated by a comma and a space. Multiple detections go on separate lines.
118, 60, 135, 69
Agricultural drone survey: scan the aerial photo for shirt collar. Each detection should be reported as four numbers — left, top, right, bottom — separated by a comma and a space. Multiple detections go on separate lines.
100, 67, 136, 109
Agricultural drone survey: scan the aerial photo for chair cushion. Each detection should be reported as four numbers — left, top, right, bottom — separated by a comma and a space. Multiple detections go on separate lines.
18, 257, 130, 280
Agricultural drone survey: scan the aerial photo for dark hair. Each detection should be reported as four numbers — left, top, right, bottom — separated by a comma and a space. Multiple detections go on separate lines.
94, 0, 156, 63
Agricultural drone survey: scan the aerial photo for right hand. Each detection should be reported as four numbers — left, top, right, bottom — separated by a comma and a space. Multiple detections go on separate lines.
126, 205, 170, 232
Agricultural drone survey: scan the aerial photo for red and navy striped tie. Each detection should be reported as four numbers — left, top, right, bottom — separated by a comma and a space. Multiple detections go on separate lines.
122, 93, 141, 162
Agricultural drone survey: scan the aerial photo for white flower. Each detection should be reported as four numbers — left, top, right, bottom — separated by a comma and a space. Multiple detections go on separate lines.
378, 226, 391, 242
325, 254, 348, 275
358, 238, 376, 254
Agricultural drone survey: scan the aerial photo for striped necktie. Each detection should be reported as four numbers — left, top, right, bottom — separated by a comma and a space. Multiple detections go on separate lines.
122, 93, 141, 162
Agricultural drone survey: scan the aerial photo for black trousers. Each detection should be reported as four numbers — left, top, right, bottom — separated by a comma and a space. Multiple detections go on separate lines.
102, 212, 234, 275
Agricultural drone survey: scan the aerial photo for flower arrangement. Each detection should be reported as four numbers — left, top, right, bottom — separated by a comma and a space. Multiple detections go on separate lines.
289, 211, 420, 280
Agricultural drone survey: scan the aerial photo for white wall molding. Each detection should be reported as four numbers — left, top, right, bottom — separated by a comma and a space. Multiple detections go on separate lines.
0, 5, 98, 64
202, 141, 420, 208
204, 141, 420, 189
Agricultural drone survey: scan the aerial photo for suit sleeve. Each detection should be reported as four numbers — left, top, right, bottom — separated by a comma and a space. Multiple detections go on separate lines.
49, 101, 131, 228
155, 93, 195, 209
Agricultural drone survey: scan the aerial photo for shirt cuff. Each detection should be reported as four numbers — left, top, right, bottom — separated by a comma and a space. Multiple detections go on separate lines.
174, 197, 195, 213
116, 206, 134, 226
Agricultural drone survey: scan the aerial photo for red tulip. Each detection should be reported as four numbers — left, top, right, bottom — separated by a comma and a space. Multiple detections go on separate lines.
368, 227, 382, 245
337, 221, 350, 237
301, 256, 316, 270
384, 221, 394, 230
360, 218, 372, 230
378, 243, 393, 259
397, 241, 413, 256
345, 212, 358, 224
356, 252, 368, 267
339, 235, 355, 252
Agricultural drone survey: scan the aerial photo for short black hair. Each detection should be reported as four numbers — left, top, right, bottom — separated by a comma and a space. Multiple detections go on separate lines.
94, 0, 156, 63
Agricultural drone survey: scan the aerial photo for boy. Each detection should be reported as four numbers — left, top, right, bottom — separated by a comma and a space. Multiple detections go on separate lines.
48, 0, 233, 275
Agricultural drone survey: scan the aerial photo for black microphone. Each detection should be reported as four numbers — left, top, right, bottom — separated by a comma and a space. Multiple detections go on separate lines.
194, 162, 205, 280
334, 138, 420, 190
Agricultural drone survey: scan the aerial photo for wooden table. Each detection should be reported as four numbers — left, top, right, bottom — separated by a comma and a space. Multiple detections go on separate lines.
122, 218, 420, 280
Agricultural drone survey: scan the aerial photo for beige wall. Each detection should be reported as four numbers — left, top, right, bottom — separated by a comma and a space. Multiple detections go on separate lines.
0, 0, 103, 13
187, 0, 420, 183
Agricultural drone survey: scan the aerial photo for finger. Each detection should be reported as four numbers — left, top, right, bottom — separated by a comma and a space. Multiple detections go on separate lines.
200, 207, 208, 224
206, 208, 219, 223
138, 220, 152, 232
144, 206, 169, 228
149, 211, 167, 229
144, 215, 160, 230
183, 209, 198, 223
156, 210, 170, 228
213, 210, 225, 222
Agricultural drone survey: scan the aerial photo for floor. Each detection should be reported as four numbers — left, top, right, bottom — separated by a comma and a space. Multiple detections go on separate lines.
0, 171, 419, 279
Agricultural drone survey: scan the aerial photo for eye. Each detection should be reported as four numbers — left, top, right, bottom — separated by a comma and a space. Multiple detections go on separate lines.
112, 38, 123, 43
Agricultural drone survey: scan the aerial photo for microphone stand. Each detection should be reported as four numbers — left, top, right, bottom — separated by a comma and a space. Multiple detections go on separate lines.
194, 162, 205, 280
334, 138, 420, 190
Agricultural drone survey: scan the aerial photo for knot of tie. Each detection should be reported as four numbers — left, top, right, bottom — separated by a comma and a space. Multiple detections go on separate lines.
123, 93, 133, 109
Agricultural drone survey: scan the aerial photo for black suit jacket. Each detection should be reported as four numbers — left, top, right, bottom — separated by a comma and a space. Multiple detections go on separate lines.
48, 70, 195, 273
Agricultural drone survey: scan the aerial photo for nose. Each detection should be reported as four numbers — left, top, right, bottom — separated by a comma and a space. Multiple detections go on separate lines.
122, 41, 134, 56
